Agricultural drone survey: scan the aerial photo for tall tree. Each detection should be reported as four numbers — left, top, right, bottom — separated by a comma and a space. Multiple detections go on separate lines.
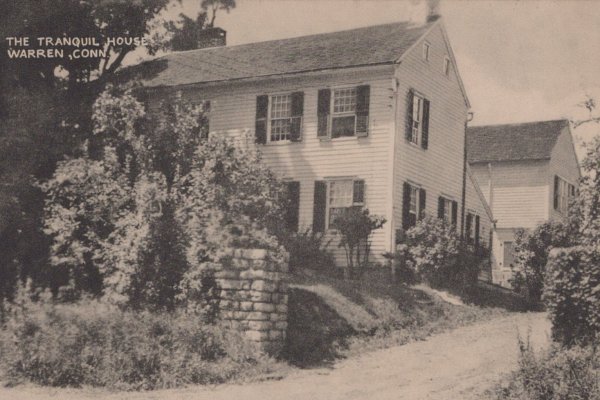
0, 0, 235, 299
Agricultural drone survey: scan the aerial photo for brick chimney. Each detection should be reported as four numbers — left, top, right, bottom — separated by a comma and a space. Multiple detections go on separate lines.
197, 27, 226, 49
426, 0, 441, 23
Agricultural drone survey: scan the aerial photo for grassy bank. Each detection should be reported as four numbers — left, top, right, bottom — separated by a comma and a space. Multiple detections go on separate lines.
284, 272, 507, 366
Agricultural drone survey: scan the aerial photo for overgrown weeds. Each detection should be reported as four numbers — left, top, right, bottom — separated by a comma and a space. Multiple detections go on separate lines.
0, 297, 282, 390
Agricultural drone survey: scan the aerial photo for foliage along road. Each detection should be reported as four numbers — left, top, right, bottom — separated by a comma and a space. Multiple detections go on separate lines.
2, 312, 550, 400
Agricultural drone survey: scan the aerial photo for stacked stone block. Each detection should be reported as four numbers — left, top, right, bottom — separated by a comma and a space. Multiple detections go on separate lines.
206, 248, 289, 355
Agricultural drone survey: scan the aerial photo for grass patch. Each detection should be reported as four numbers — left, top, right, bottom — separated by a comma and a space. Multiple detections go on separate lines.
284, 272, 506, 366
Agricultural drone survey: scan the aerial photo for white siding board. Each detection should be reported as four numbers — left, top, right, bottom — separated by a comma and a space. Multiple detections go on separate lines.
493, 186, 548, 229
464, 171, 492, 249
393, 25, 468, 235
548, 126, 581, 221
148, 68, 396, 266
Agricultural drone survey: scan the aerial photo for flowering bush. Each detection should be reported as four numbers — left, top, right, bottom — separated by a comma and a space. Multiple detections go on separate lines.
388, 216, 481, 289
403, 216, 461, 287
41, 86, 286, 309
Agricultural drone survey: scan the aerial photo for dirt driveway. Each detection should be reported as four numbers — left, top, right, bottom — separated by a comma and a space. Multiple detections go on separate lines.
1, 312, 550, 400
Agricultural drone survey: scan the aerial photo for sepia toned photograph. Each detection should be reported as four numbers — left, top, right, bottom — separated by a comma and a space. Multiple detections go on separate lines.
1, 0, 599, 398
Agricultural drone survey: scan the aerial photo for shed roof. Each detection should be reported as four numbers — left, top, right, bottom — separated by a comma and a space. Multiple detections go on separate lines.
131, 20, 435, 87
466, 119, 569, 163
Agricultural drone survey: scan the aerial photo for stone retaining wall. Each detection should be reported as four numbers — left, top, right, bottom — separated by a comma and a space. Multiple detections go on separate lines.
205, 248, 289, 355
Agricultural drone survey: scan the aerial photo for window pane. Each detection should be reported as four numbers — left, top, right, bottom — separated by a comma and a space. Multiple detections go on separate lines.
443, 199, 452, 223
328, 180, 353, 229
413, 96, 421, 122
270, 119, 291, 141
270, 95, 291, 118
329, 207, 345, 228
333, 88, 357, 113
270, 94, 292, 141
330, 181, 353, 206
409, 187, 418, 213
332, 115, 356, 137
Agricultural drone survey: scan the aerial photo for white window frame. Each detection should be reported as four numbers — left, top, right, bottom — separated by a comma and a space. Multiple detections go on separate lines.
466, 212, 476, 243
422, 42, 430, 61
555, 176, 575, 214
407, 183, 422, 228
267, 93, 293, 143
441, 197, 453, 224
325, 178, 364, 230
411, 93, 425, 145
443, 56, 451, 76
330, 86, 358, 138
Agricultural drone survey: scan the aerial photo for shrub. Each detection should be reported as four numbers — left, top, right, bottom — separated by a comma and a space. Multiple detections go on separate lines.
0, 295, 277, 389
334, 208, 386, 277
509, 221, 576, 304
544, 246, 600, 346
402, 216, 461, 287
383, 244, 416, 284
282, 229, 334, 273
493, 340, 600, 400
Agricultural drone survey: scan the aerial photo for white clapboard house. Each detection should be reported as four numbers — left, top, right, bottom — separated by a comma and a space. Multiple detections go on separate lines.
467, 119, 580, 286
136, 18, 493, 266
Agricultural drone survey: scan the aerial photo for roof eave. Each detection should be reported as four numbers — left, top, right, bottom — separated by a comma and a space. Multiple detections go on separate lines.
142, 62, 396, 92
468, 157, 552, 164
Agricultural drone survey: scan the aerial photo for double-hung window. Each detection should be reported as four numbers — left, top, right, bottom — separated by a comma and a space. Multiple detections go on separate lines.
554, 176, 575, 214
408, 185, 420, 228
317, 85, 370, 139
255, 92, 303, 144
326, 179, 365, 229
402, 182, 426, 230
411, 95, 423, 145
465, 212, 481, 246
270, 94, 292, 142
331, 88, 357, 137
440, 197, 453, 224
406, 90, 430, 149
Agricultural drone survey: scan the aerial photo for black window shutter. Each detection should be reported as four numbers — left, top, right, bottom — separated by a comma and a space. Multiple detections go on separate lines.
255, 95, 268, 144
421, 98, 430, 149
475, 215, 481, 246
353, 180, 365, 204
451, 201, 458, 226
406, 90, 414, 142
438, 197, 444, 219
290, 92, 304, 142
202, 100, 211, 139
285, 181, 300, 232
313, 181, 327, 233
317, 89, 331, 138
554, 175, 559, 210
419, 188, 426, 220
356, 85, 370, 137
402, 182, 411, 230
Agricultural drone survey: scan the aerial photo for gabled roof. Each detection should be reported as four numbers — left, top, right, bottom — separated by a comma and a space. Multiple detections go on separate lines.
466, 119, 569, 163
132, 20, 437, 88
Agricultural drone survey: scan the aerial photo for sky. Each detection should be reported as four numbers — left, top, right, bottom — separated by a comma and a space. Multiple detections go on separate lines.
138, 0, 600, 160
